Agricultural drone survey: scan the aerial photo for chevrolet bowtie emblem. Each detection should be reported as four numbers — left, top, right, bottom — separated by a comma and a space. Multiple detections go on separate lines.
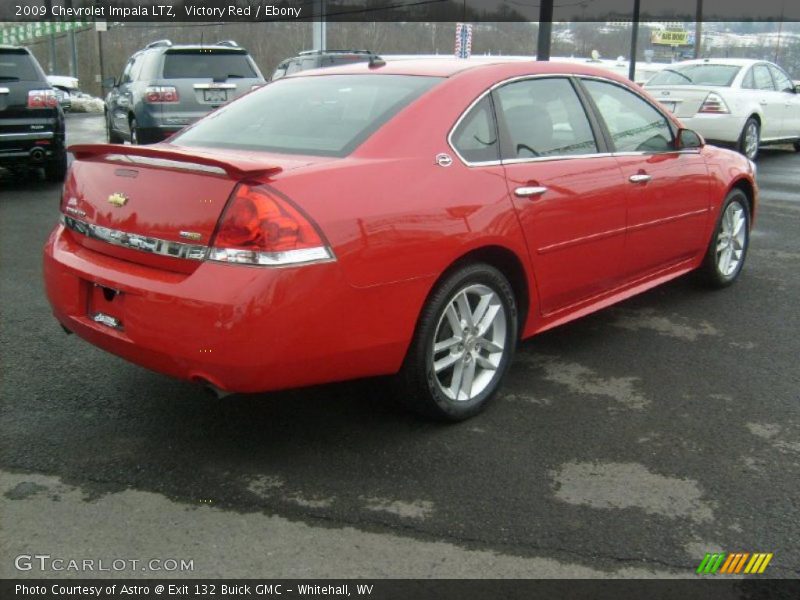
107, 192, 128, 207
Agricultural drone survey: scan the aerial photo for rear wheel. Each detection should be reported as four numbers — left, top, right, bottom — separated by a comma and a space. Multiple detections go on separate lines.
699, 189, 751, 288
396, 263, 518, 421
43, 150, 67, 182
738, 117, 760, 161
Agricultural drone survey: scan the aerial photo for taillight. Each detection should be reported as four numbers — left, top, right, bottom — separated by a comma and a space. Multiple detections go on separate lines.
144, 86, 179, 103
698, 92, 730, 114
28, 89, 59, 109
209, 183, 333, 266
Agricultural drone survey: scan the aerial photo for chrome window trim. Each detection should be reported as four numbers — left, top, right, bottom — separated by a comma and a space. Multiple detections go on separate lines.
0, 132, 54, 140
447, 72, 690, 168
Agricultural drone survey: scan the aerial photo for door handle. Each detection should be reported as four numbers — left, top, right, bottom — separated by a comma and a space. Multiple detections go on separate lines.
629, 174, 652, 184
514, 186, 548, 198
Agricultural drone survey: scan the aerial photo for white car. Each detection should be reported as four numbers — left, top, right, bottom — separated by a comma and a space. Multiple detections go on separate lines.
645, 58, 800, 160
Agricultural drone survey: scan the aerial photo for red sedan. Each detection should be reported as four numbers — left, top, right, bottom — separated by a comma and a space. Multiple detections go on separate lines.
44, 59, 757, 421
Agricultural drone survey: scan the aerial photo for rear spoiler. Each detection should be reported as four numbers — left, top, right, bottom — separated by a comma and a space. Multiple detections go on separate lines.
68, 144, 282, 180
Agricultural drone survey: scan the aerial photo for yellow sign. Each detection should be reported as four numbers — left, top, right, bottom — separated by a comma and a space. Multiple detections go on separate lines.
651, 30, 691, 46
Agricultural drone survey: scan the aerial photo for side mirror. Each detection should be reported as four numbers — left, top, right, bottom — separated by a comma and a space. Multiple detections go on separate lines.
102, 76, 116, 89
676, 128, 704, 150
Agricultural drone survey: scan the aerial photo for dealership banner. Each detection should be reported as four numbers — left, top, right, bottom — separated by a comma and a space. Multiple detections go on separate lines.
1, 0, 799, 22
4, 579, 800, 600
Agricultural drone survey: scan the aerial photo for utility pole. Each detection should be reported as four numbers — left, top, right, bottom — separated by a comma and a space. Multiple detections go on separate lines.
66, 0, 78, 78
45, 0, 56, 74
628, 0, 640, 81
536, 0, 554, 61
312, 0, 326, 51
694, 0, 703, 59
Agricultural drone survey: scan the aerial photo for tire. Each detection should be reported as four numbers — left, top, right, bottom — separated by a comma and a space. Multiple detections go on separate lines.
738, 117, 760, 161
699, 189, 751, 288
395, 263, 518, 421
129, 118, 139, 145
43, 150, 67, 182
106, 112, 123, 143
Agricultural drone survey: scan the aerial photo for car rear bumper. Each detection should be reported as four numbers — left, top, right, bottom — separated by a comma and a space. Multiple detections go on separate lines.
43, 223, 426, 393
679, 114, 749, 145
0, 131, 65, 165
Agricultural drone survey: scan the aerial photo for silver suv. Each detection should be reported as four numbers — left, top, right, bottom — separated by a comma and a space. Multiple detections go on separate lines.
105, 40, 265, 145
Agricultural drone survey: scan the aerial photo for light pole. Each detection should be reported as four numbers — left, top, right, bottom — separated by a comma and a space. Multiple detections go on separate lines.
628, 0, 641, 81
537, 0, 554, 61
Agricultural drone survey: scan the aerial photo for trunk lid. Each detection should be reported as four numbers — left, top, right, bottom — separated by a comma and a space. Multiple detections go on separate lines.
63, 144, 319, 272
645, 85, 726, 119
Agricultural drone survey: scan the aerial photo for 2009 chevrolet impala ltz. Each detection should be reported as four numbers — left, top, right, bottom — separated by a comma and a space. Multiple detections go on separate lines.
43, 59, 757, 421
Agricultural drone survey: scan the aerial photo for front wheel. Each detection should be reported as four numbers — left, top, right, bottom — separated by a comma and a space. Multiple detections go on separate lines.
395, 263, 518, 421
699, 189, 751, 288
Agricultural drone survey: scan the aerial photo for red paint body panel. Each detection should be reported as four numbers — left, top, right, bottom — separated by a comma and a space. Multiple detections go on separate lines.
43, 60, 757, 393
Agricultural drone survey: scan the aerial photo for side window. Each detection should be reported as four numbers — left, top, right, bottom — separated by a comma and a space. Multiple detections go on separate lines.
741, 67, 755, 89
451, 96, 499, 163
284, 59, 302, 75
582, 79, 674, 153
752, 65, 775, 91
768, 64, 794, 93
129, 55, 144, 82
493, 77, 598, 159
119, 59, 134, 84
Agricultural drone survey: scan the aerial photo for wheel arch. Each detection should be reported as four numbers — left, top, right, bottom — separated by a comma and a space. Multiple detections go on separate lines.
729, 176, 756, 223
422, 244, 531, 340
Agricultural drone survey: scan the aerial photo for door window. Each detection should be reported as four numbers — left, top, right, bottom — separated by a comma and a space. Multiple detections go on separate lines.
768, 64, 794, 93
582, 79, 674, 153
118, 59, 134, 84
451, 96, 500, 163
493, 77, 598, 159
752, 65, 775, 91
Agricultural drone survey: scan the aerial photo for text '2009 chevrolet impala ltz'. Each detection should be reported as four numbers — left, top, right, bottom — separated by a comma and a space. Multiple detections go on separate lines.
43, 59, 757, 421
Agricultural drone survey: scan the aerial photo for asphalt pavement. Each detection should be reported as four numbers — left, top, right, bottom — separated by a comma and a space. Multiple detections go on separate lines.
1, 114, 798, 579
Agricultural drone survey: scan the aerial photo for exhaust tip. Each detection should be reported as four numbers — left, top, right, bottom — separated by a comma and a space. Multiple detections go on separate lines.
191, 375, 233, 399
30, 148, 45, 162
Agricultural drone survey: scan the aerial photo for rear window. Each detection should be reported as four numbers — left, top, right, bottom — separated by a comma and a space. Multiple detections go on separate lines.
162, 50, 257, 79
173, 74, 442, 157
0, 50, 44, 82
647, 64, 741, 87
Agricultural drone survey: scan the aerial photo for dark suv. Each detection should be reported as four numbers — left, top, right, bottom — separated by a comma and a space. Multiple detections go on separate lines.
105, 40, 265, 145
271, 50, 380, 80
0, 45, 67, 181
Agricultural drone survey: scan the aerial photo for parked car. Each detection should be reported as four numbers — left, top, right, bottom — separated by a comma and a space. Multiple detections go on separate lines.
104, 39, 265, 145
0, 45, 66, 181
270, 49, 381, 80
645, 58, 800, 160
47, 75, 79, 112
45, 60, 757, 421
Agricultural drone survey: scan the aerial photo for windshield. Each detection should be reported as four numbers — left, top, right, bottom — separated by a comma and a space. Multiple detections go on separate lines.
162, 50, 257, 79
173, 74, 442, 157
0, 50, 44, 82
647, 64, 741, 87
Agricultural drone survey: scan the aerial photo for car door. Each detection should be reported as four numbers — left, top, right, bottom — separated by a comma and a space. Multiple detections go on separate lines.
492, 76, 629, 315
579, 78, 710, 281
767, 63, 800, 137
746, 63, 785, 140
109, 59, 134, 134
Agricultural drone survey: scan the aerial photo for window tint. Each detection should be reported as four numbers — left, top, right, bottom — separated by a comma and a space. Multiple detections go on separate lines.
493, 78, 598, 159
768, 64, 794, 92
119, 59, 134, 84
752, 65, 775, 91
647, 64, 740, 87
162, 50, 257, 79
741, 68, 755, 89
174, 75, 441, 157
451, 96, 499, 163
582, 79, 674, 153
0, 49, 43, 82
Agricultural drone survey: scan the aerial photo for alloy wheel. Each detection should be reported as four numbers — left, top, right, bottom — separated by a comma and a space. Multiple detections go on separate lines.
743, 121, 759, 160
716, 200, 747, 277
431, 284, 507, 402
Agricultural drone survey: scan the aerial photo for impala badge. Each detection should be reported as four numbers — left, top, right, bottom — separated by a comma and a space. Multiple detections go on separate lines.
179, 231, 203, 241
107, 192, 129, 207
